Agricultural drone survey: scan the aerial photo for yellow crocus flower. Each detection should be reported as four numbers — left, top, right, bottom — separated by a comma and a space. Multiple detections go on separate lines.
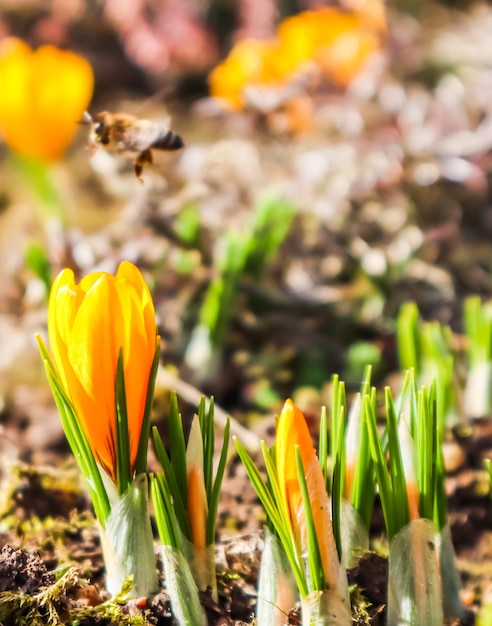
0, 37, 93, 161
47, 261, 158, 483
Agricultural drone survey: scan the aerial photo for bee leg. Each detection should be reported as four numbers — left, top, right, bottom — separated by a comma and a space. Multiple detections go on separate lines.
134, 149, 153, 182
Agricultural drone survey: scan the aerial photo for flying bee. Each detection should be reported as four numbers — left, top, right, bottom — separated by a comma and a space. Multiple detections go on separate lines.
84, 111, 184, 181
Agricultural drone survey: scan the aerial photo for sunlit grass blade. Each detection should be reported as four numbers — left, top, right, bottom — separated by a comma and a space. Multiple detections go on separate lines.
233, 436, 308, 597
11, 154, 66, 222
463, 295, 492, 418
25, 241, 52, 295
434, 438, 447, 531
37, 335, 110, 525
396, 302, 457, 428
198, 396, 214, 501
464, 295, 492, 365
417, 385, 436, 522
207, 416, 230, 544
318, 405, 328, 484
174, 202, 201, 247
329, 375, 346, 467
168, 392, 188, 502
420, 322, 455, 429
233, 438, 283, 532
135, 338, 160, 475
385, 387, 411, 534
152, 426, 190, 538
296, 447, 324, 591
392, 368, 419, 443
397, 302, 420, 373
187, 196, 294, 379
115, 351, 131, 495
243, 193, 296, 278
200, 232, 249, 348
344, 372, 374, 530
261, 440, 295, 548
150, 472, 182, 550
331, 405, 344, 562
348, 398, 374, 531
365, 393, 398, 540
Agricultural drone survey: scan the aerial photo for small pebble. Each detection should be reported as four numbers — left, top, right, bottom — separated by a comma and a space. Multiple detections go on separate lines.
442, 441, 465, 473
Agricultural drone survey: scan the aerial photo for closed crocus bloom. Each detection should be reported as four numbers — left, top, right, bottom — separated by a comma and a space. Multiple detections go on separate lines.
0, 38, 93, 161
186, 416, 208, 550
48, 261, 158, 483
185, 415, 218, 601
276, 399, 344, 592
276, 399, 316, 541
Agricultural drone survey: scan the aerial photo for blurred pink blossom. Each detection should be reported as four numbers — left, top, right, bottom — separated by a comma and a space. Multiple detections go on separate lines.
103, 0, 218, 73
235, 0, 277, 40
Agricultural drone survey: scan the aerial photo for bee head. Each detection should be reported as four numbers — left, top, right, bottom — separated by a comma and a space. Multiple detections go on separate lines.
87, 112, 108, 156
92, 112, 110, 145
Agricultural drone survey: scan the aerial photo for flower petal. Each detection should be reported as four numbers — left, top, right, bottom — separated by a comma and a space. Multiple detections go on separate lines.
276, 398, 314, 536
186, 416, 208, 549
0, 38, 93, 161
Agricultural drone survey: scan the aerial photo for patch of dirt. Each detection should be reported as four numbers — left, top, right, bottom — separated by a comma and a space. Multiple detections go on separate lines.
0, 545, 54, 594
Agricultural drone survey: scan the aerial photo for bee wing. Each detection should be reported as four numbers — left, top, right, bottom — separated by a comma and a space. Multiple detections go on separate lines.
124, 118, 171, 152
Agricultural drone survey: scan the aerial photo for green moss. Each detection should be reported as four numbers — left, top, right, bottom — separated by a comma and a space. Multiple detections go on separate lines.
0, 570, 147, 626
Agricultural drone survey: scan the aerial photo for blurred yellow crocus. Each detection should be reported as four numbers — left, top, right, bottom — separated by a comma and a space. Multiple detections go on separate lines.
47, 261, 158, 483
209, 3, 386, 110
0, 37, 93, 161
208, 39, 276, 110
276, 399, 344, 591
278, 6, 385, 88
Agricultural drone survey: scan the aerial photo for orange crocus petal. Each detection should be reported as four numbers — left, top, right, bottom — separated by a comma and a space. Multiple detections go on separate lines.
116, 284, 155, 466
0, 38, 93, 162
117, 261, 157, 351
276, 399, 340, 586
48, 262, 157, 482
187, 466, 208, 548
276, 399, 314, 533
345, 458, 356, 500
406, 481, 420, 521
186, 416, 208, 548
397, 414, 420, 523
67, 275, 122, 476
